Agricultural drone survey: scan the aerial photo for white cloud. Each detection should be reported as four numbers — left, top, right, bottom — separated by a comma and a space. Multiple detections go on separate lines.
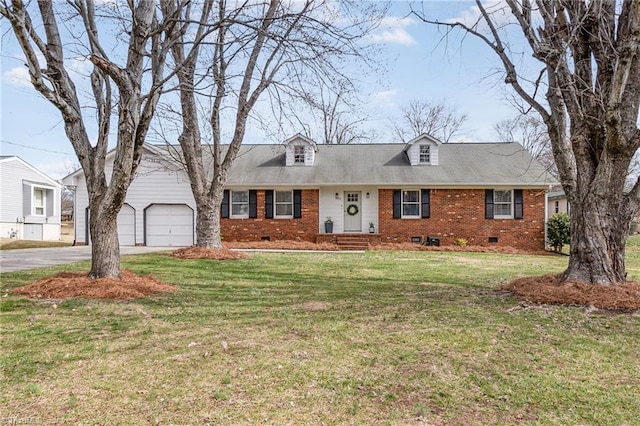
3, 67, 33, 88
370, 16, 417, 46
67, 56, 93, 76
373, 89, 398, 107
447, 0, 514, 28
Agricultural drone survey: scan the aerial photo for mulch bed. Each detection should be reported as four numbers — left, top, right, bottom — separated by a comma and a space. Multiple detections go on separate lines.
501, 274, 640, 311
12, 270, 177, 300
171, 246, 249, 260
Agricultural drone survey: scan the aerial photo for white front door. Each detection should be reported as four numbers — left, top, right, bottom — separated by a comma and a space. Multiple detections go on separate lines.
344, 191, 362, 232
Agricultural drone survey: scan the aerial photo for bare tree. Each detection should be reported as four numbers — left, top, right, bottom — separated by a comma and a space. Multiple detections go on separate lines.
164, 0, 386, 248
284, 78, 376, 145
392, 98, 468, 142
0, 1, 186, 278
494, 114, 556, 176
413, 0, 640, 285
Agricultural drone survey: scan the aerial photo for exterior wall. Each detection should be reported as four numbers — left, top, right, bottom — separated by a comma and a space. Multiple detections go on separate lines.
222, 189, 319, 241
70, 153, 196, 245
318, 186, 379, 233
378, 188, 546, 251
0, 158, 61, 240
548, 197, 569, 215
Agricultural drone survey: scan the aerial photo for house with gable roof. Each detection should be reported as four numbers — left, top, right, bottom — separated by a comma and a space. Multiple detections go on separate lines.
0, 156, 62, 241
63, 134, 557, 250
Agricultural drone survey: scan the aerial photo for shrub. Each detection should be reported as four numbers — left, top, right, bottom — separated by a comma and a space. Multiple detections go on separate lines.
547, 213, 570, 252
454, 238, 468, 247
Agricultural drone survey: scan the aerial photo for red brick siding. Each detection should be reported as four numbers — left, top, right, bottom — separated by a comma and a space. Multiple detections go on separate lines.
222, 189, 319, 242
378, 188, 546, 251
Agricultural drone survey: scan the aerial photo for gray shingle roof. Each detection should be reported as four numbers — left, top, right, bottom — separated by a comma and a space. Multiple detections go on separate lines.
149, 143, 557, 188
154, 142, 557, 188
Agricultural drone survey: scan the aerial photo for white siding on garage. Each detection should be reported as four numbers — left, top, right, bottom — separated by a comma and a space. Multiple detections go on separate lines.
67, 148, 196, 245
145, 204, 194, 247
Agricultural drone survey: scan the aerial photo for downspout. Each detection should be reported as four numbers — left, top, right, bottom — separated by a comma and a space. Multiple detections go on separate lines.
544, 185, 550, 250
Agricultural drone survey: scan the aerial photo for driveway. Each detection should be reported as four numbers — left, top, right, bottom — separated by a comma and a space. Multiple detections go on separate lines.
0, 246, 175, 273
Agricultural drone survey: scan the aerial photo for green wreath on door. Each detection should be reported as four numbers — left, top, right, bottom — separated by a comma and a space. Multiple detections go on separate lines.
346, 204, 359, 216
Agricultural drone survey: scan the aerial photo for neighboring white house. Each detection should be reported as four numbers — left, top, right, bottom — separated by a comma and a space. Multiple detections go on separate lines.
0, 156, 62, 241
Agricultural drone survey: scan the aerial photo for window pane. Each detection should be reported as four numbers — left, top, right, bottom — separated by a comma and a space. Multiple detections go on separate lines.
495, 204, 511, 216
403, 204, 419, 216
276, 204, 292, 216
232, 204, 248, 216
275, 191, 292, 202
494, 190, 512, 203
420, 145, 430, 163
232, 191, 248, 202
403, 190, 419, 202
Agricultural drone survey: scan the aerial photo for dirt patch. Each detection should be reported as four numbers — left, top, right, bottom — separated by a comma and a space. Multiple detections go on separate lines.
171, 246, 249, 260
501, 274, 640, 311
12, 270, 177, 300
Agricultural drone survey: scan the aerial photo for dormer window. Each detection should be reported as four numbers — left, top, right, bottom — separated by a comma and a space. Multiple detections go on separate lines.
284, 134, 317, 166
294, 146, 305, 164
419, 145, 431, 164
403, 134, 441, 166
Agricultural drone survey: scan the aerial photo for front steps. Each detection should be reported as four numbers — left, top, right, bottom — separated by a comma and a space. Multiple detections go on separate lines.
316, 233, 380, 250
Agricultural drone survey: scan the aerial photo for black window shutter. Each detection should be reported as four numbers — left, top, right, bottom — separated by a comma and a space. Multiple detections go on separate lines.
485, 189, 494, 219
393, 190, 402, 219
293, 190, 302, 218
248, 190, 257, 218
421, 189, 430, 219
514, 189, 524, 219
222, 190, 230, 218
265, 190, 274, 219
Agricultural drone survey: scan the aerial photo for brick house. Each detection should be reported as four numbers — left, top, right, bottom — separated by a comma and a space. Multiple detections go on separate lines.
64, 134, 556, 250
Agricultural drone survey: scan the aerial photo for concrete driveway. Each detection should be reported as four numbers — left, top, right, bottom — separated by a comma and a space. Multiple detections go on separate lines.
0, 246, 175, 273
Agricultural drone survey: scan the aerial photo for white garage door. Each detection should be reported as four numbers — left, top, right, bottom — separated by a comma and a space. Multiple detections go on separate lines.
118, 204, 136, 246
86, 204, 136, 246
146, 204, 194, 247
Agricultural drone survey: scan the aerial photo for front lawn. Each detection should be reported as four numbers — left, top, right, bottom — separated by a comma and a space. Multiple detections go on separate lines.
1, 248, 639, 424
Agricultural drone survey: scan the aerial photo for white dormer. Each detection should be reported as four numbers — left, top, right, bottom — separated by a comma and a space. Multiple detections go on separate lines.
403, 134, 441, 166
284, 134, 318, 166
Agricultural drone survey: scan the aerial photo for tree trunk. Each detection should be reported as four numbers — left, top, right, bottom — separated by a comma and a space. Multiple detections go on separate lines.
195, 196, 222, 249
88, 206, 120, 279
564, 202, 628, 285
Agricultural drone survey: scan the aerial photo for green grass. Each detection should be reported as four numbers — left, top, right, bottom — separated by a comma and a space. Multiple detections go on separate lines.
0, 238, 72, 250
1, 247, 639, 424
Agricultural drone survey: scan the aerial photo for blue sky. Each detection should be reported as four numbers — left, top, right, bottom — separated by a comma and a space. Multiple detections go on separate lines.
1, 1, 521, 180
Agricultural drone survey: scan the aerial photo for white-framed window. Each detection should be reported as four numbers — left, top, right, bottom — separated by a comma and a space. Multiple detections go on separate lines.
275, 190, 293, 218
293, 146, 305, 164
554, 201, 559, 214
34, 188, 45, 216
402, 190, 420, 217
419, 145, 430, 164
494, 189, 513, 218
231, 190, 249, 218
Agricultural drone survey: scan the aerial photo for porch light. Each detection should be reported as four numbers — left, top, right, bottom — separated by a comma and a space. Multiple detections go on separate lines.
366, 192, 370, 198
335, 192, 340, 199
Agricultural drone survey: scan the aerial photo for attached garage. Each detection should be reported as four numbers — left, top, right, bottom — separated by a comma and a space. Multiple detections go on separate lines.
145, 204, 194, 247
84, 203, 136, 246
